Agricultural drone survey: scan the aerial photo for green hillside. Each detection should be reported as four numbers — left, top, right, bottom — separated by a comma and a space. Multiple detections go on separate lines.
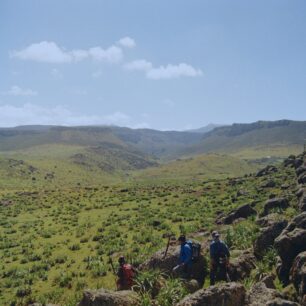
182, 120, 306, 159
133, 154, 257, 183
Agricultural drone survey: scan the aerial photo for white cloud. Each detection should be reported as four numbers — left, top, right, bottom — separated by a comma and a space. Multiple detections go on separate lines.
0, 103, 140, 127
1, 85, 38, 96
124, 59, 153, 71
10, 41, 72, 63
89, 46, 123, 63
11, 41, 125, 64
146, 63, 203, 80
118, 36, 136, 48
124, 60, 202, 80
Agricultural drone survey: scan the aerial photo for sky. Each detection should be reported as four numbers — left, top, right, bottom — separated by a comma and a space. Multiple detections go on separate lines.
1, 0, 306, 130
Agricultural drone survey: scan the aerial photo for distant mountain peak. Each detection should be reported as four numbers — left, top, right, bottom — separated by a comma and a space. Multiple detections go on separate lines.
186, 123, 224, 134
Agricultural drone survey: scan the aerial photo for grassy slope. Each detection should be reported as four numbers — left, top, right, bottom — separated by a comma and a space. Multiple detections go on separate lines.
181, 120, 306, 159
0, 150, 299, 305
133, 154, 258, 183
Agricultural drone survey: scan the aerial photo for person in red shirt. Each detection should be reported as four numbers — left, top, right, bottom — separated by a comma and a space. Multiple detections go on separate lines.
116, 256, 137, 290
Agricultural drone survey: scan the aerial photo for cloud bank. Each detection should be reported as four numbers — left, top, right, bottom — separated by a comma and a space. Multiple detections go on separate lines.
124, 60, 202, 80
117, 36, 136, 48
10, 38, 202, 80
0, 103, 148, 128
1, 85, 38, 96
10, 40, 125, 64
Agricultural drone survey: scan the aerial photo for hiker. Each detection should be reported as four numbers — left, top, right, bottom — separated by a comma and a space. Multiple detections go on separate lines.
172, 234, 193, 279
209, 230, 230, 285
116, 256, 136, 290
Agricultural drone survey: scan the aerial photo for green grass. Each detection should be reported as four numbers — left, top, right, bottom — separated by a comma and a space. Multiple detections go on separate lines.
0, 153, 298, 305
0, 140, 301, 305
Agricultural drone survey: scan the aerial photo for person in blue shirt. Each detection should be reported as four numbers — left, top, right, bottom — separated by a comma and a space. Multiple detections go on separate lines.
172, 234, 192, 279
209, 230, 230, 285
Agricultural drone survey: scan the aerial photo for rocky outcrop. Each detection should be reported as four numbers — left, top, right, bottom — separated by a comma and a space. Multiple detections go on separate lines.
261, 274, 276, 289
78, 289, 139, 306
261, 198, 289, 217
254, 219, 288, 258
216, 204, 257, 225
296, 166, 306, 177
176, 282, 246, 306
290, 251, 306, 303
256, 165, 278, 177
265, 298, 300, 306
298, 173, 306, 185
275, 212, 306, 284
284, 155, 303, 169
261, 180, 277, 188
248, 281, 283, 306
299, 192, 306, 212
228, 250, 256, 281
140, 244, 207, 285
183, 279, 201, 294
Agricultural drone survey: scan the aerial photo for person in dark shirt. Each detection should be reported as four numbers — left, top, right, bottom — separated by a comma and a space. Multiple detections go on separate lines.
172, 234, 193, 279
209, 231, 230, 285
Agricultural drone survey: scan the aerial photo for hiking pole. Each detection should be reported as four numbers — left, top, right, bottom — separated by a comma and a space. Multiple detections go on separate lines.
109, 256, 118, 290
163, 235, 171, 259
109, 256, 116, 275
226, 261, 231, 282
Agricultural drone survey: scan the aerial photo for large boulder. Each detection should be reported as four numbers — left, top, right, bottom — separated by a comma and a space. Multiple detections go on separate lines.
176, 282, 246, 306
296, 166, 306, 177
274, 213, 306, 284
290, 251, 306, 303
284, 155, 303, 169
261, 180, 277, 188
254, 219, 288, 258
228, 250, 256, 281
266, 298, 300, 306
256, 165, 278, 177
261, 198, 289, 217
299, 193, 306, 212
78, 289, 139, 306
248, 281, 283, 306
298, 173, 306, 185
139, 244, 207, 285
216, 204, 257, 225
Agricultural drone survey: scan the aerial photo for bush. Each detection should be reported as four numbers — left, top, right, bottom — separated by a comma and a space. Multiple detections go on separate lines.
157, 278, 188, 306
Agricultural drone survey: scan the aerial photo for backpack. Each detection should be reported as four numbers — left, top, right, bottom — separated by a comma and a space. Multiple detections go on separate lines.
213, 241, 229, 264
187, 241, 201, 262
122, 264, 135, 287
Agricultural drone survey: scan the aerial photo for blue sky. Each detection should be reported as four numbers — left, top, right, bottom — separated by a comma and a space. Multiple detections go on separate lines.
1, 0, 305, 130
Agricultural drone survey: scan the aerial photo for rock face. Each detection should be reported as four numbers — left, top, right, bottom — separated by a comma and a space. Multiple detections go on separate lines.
228, 250, 256, 281
176, 282, 246, 306
216, 204, 257, 225
284, 155, 303, 169
290, 251, 306, 303
296, 166, 306, 177
274, 212, 306, 284
139, 244, 207, 285
254, 219, 288, 258
298, 173, 306, 185
256, 165, 278, 177
78, 289, 139, 306
299, 192, 306, 212
265, 298, 300, 306
248, 281, 282, 306
262, 180, 277, 188
261, 198, 289, 217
